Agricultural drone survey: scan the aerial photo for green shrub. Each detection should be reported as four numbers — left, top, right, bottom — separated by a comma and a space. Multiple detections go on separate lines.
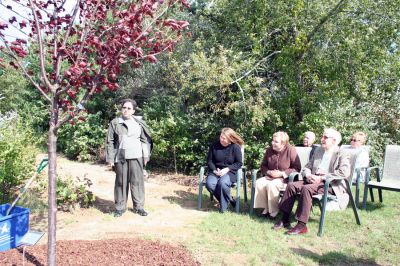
0, 112, 37, 203
57, 112, 107, 161
55, 175, 96, 212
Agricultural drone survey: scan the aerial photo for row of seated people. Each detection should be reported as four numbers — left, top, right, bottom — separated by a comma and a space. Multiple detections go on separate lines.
205, 127, 369, 235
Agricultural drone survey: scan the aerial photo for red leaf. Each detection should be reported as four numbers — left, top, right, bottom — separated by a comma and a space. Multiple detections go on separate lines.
0, 22, 8, 30
9, 16, 17, 24
19, 20, 27, 29
146, 54, 157, 63
132, 61, 142, 68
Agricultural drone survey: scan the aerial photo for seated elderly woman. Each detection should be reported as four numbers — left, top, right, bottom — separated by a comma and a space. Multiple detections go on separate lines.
350, 131, 370, 183
206, 127, 244, 213
296, 131, 318, 160
253, 131, 301, 218
274, 128, 350, 235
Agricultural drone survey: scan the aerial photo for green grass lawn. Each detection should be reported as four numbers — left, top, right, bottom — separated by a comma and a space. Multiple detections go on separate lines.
190, 187, 400, 265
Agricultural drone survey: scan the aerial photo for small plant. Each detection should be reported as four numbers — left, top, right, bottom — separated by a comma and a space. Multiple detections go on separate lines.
56, 175, 96, 212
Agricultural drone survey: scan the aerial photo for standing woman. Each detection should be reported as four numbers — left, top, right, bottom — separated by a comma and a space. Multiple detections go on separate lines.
206, 128, 244, 213
253, 131, 301, 218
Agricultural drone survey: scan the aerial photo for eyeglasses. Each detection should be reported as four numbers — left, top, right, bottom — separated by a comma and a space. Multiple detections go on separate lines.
122, 106, 133, 110
321, 135, 332, 140
350, 138, 359, 142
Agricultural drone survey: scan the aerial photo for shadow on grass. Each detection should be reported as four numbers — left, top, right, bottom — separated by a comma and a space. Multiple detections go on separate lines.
162, 190, 252, 214
361, 201, 384, 212
291, 248, 379, 265
93, 196, 114, 214
162, 189, 202, 210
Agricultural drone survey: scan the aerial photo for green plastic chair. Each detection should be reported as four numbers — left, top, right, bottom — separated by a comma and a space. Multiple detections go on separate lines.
311, 148, 361, 236
249, 146, 311, 216
197, 167, 246, 213
362, 145, 400, 210
340, 145, 371, 207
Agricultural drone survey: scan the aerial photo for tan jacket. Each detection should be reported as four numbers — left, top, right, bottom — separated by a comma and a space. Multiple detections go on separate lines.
303, 146, 351, 209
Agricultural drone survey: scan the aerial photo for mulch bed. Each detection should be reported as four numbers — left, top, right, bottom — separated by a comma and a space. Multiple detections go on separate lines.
0, 239, 200, 265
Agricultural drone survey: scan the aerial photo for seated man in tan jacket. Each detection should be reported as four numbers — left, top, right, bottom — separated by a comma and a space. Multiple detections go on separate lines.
274, 128, 350, 235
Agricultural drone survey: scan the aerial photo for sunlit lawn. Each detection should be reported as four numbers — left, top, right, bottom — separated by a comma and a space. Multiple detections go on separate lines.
190, 186, 400, 265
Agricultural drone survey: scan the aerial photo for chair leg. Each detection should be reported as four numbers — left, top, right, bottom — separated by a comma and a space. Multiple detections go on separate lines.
378, 189, 383, 203
362, 184, 369, 210
243, 170, 248, 203
355, 182, 360, 208
198, 182, 203, 209
318, 196, 327, 237
198, 167, 205, 209
235, 172, 241, 213
249, 173, 256, 216
346, 180, 361, 226
369, 187, 374, 202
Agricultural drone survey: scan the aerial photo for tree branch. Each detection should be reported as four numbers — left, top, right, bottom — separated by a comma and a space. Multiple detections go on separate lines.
0, 40, 51, 102
230, 50, 281, 85
28, 0, 54, 92
299, 0, 348, 60
56, 0, 81, 82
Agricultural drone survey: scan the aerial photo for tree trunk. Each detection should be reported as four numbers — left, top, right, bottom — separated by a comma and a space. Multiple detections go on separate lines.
47, 106, 58, 266
173, 146, 177, 174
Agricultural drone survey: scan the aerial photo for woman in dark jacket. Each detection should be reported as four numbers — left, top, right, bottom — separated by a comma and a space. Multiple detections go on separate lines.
206, 127, 244, 213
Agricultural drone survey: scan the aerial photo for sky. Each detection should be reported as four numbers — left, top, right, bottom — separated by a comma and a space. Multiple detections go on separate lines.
0, 0, 76, 43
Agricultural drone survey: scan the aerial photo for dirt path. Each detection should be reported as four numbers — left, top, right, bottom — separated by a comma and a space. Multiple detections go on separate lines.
31, 157, 207, 245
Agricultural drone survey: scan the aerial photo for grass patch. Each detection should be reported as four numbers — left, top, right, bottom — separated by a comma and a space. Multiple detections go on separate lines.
189, 186, 400, 265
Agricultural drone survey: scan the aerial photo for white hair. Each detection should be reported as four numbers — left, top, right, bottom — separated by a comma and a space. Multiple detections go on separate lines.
323, 128, 342, 145
304, 131, 316, 141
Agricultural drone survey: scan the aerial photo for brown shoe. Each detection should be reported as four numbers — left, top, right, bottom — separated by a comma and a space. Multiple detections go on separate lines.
273, 220, 291, 230
287, 223, 308, 235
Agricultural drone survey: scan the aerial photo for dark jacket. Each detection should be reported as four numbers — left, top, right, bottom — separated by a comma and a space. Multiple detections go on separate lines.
207, 141, 243, 183
260, 145, 301, 180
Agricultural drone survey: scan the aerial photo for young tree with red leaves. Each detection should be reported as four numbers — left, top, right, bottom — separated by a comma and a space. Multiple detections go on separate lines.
0, 0, 189, 264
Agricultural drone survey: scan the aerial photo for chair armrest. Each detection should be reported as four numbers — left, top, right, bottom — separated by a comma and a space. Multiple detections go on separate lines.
354, 166, 368, 184
324, 176, 345, 186
199, 166, 206, 184
366, 166, 381, 183
288, 172, 301, 183
251, 169, 259, 188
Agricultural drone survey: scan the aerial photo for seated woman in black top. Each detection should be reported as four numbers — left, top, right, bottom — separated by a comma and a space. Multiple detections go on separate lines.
206, 127, 244, 213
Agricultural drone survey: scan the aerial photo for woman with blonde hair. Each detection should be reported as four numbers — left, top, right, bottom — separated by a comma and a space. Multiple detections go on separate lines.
350, 131, 369, 182
206, 127, 244, 213
254, 131, 301, 218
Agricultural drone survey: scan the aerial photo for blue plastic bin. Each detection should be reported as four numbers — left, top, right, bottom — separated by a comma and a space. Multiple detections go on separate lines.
0, 204, 30, 252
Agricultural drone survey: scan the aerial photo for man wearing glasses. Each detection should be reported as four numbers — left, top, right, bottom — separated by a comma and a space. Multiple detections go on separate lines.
274, 128, 350, 235
106, 99, 153, 217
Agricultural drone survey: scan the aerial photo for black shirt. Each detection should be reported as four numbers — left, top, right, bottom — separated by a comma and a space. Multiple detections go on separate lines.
207, 141, 243, 183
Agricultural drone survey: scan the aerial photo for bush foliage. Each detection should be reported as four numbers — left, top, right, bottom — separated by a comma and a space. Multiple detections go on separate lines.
0, 112, 37, 203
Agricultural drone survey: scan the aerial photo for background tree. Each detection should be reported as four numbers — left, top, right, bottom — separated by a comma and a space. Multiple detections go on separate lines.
141, 0, 399, 170
0, 0, 189, 264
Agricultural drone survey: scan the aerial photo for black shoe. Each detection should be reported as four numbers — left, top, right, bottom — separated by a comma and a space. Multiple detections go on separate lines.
258, 213, 269, 218
114, 210, 125, 217
135, 209, 148, 216
273, 220, 291, 230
